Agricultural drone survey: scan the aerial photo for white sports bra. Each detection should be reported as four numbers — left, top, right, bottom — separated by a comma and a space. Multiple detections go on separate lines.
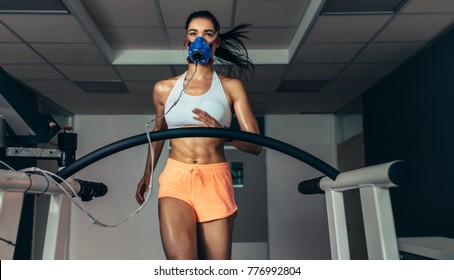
164, 71, 232, 129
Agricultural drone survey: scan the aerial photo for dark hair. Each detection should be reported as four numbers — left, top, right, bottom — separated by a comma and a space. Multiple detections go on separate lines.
185, 10, 255, 79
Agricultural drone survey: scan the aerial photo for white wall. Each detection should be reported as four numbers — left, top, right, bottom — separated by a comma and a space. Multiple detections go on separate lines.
337, 114, 363, 143
266, 115, 337, 259
68, 114, 338, 260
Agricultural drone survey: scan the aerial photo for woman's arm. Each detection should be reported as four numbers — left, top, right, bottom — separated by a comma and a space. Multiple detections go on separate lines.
189, 75, 263, 155
225, 78, 263, 155
136, 80, 169, 204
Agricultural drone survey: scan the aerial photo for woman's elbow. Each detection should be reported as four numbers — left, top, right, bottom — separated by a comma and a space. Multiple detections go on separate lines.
238, 143, 262, 155
251, 145, 263, 155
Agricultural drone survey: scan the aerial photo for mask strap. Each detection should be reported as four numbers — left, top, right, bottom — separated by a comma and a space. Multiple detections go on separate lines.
185, 34, 191, 47
210, 31, 220, 46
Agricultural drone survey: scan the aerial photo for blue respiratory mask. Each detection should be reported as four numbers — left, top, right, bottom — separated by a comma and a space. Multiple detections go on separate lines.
188, 36, 213, 65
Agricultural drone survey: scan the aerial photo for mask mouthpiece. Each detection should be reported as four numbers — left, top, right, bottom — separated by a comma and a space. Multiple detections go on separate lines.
188, 36, 213, 64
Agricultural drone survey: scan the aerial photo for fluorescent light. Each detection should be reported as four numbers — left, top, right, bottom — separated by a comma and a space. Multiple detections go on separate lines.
0, 0, 69, 14
74, 81, 129, 93
321, 0, 407, 15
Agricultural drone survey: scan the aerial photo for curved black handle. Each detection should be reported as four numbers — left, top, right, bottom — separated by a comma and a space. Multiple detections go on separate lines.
74, 179, 108, 201
387, 160, 412, 186
57, 128, 340, 180
297, 176, 325, 194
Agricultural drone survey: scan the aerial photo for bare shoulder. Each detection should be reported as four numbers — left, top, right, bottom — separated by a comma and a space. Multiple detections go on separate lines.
219, 74, 243, 87
154, 75, 180, 94
152, 75, 181, 104
218, 74, 246, 96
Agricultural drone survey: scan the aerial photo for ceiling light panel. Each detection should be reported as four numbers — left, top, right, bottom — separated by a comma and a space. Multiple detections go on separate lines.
74, 80, 129, 93
277, 80, 328, 92
321, 0, 407, 15
0, 0, 69, 13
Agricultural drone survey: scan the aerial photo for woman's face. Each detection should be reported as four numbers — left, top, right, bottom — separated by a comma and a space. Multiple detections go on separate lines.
186, 17, 220, 50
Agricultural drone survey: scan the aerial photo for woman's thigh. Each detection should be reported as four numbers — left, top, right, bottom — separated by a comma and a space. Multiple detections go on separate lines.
197, 214, 235, 260
158, 197, 198, 260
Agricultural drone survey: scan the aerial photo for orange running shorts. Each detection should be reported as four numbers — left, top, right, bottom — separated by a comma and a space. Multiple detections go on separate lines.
158, 158, 238, 222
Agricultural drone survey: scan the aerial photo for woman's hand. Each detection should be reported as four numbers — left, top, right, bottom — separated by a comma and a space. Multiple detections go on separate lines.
192, 108, 223, 128
135, 175, 150, 205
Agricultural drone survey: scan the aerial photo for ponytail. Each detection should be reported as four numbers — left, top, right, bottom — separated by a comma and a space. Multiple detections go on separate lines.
215, 23, 255, 79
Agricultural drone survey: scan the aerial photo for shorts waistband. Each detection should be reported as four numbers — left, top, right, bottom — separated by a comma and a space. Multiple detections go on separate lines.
166, 157, 229, 172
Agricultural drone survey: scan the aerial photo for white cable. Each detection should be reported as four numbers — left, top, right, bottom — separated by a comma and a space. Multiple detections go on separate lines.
20, 166, 146, 228
0, 162, 149, 227
88, 63, 199, 225
78, 60, 198, 225
146, 63, 199, 126
142, 62, 199, 203
0, 160, 16, 171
